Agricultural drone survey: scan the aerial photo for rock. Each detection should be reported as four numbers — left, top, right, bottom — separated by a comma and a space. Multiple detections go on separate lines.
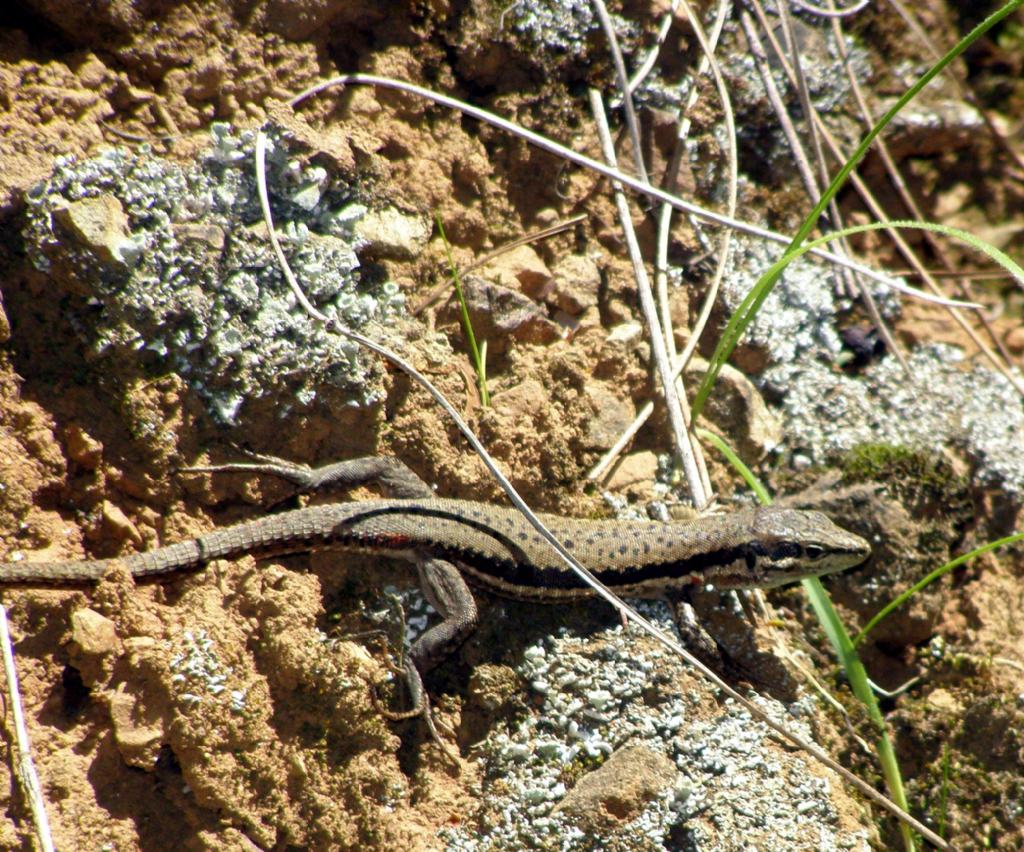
355, 206, 431, 260
606, 322, 643, 345
466, 663, 521, 713
64, 423, 103, 469
605, 451, 659, 495
50, 194, 134, 268
685, 357, 783, 462
554, 743, 677, 823
490, 379, 549, 421
109, 637, 171, 769
109, 687, 166, 769
441, 276, 562, 353
1004, 326, 1024, 356
887, 97, 983, 159
173, 222, 226, 251
0, 289, 8, 343
478, 244, 553, 300
925, 688, 962, 715
70, 609, 119, 655
185, 54, 226, 101
68, 608, 121, 686
583, 384, 636, 452
550, 254, 601, 314
532, 208, 560, 227
100, 500, 143, 548
76, 54, 110, 90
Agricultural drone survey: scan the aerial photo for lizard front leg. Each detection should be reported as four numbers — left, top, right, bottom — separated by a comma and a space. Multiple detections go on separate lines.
411, 556, 478, 755
376, 556, 478, 762
666, 589, 797, 700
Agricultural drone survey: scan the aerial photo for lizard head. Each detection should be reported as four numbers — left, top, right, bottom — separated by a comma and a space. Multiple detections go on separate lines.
711, 508, 871, 590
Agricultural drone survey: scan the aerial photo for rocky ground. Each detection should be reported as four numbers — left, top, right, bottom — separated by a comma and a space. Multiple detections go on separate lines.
0, 1, 1022, 849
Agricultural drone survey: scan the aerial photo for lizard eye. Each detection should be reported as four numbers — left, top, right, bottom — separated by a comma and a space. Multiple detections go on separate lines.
804, 545, 826, 560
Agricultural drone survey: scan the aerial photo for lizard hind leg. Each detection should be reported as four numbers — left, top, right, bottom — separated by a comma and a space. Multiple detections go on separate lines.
179, 454, 435, 502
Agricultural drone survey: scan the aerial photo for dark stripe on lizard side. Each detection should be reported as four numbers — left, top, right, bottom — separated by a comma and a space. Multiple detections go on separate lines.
452, 544, 755, 593
337, 503, 822, 594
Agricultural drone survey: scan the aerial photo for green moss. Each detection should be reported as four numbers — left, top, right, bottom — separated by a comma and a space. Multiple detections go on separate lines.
840, 443, 970, 520
557, 748, 607, 789
841, 443, 956, 490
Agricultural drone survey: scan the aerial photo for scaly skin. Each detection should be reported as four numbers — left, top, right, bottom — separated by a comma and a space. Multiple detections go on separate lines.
0, 455, 871, 756
0, 498, 870, 597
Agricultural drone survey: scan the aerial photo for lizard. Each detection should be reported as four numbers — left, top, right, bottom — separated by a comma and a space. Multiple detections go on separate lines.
0, 455, 871, 751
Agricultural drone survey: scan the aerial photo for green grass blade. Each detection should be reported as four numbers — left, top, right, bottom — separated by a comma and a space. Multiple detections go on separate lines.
435, 214, 490, 406
700, 430, 917, 849
854, 531, 1024, 646
778, 220, 1024, 288
803, 577, 915, 851
692, 0, 1023, 420
695, 428, 772, 505
693, 204, 1024, 846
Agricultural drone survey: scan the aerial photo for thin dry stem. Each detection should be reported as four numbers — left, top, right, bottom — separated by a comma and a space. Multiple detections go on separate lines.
288, 75, 978, 310
257, 109, 952, 848
592, 0, 649, 184
588, 89, 709, 507
742, 5, 907, 370
744, 0, 1023, 394
885, 0, 1024, 173
0, 606, 55, 852
790, 0, 870, 17
828, 0, 1016, 367
410, 214, 585, 315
